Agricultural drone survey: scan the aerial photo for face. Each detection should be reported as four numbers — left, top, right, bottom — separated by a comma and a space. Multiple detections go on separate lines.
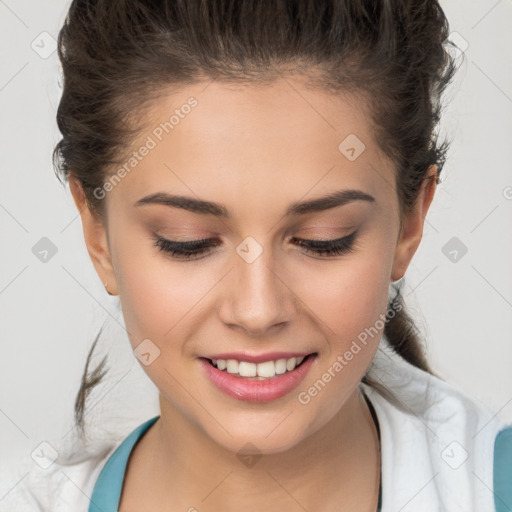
72, 77, 435, 454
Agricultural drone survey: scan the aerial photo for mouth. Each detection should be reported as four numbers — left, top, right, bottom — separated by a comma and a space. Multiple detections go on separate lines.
202, 353, 315, 380
198, 352, 318, 402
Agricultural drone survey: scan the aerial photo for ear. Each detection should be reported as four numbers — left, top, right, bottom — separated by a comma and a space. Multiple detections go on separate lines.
391, 165, 438, 282
69, 176, 119, 296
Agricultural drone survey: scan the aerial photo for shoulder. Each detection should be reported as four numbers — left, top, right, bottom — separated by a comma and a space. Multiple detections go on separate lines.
364, 336, 509, 439
365, 337, 507, 434
0, 441, 119, 512
361, 336, 510, 510
0, 413, 160, 512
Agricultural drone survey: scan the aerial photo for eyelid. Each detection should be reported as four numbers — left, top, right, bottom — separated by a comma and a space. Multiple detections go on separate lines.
155, 233, 355, 245
291, 230, 357, 242
290, 224, 360, 241
152, 230, 359, 261
289, 232, 355, 243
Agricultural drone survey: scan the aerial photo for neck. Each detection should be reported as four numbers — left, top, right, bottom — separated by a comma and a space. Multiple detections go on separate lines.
121, 386, 380, 512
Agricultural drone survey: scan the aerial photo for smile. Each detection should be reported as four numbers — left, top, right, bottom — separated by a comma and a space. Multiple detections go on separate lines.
209, 356, 306, 379
198, 353, 317, 402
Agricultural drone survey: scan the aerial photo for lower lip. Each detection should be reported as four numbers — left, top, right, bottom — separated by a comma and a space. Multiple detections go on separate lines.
198, 355, 316, 402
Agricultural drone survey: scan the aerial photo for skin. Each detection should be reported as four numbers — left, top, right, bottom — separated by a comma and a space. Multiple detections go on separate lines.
69, 77, 437, 511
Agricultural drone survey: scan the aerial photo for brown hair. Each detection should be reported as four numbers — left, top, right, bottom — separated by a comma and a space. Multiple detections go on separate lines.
53, 0, 458, 434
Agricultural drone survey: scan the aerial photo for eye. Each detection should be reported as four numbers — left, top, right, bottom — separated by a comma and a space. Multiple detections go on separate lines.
152, 231, 358, 261
289, 231, 358, 257
153, 236, 220, 260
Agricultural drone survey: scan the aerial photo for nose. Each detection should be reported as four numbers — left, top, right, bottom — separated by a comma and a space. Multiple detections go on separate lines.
218, 243, 297, 336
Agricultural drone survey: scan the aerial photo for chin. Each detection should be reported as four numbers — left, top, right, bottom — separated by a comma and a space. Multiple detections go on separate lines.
202, 412, 316, 457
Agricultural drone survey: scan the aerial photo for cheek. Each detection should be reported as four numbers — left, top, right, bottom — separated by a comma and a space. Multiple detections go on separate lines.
110, 231, 212, 348
290, 253, 391, 343
290, 256, 391, 424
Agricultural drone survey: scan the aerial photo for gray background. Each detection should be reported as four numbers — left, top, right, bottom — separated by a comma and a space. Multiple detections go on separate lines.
1, 0, 511, 475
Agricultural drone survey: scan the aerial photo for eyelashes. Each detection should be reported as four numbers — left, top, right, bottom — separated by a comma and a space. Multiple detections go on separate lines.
288, 231, 358, 256
153, 237, 222, 260
152, 231, 358, 261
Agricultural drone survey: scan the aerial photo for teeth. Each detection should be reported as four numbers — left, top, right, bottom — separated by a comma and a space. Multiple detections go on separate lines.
212, 355, 308, 378
275, 359, 287, 374
256, 360, 276, 378
226, 359, 239, 374
238, 361, 257, 377
286, 357, 296, 371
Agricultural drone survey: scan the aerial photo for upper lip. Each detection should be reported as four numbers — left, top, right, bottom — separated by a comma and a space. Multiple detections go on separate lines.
201, 352, 316, 364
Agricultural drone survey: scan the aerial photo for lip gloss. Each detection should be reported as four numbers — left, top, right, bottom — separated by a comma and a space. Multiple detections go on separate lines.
198, 354, 316, 402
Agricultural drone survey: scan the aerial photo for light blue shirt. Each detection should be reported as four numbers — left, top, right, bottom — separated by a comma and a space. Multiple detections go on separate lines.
88, 416, 159, 512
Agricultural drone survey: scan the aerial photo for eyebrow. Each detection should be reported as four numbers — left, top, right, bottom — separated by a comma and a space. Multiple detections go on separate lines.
134, 189, 376, 218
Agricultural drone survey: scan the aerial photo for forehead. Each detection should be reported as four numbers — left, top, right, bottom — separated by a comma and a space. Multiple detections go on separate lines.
107, 78, 396, 213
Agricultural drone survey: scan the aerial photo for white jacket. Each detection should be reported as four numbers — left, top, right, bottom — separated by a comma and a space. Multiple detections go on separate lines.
361, 337, 511, 511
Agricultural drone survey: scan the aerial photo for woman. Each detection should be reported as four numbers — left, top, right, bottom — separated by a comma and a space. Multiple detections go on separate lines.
2, 1, 511, 511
